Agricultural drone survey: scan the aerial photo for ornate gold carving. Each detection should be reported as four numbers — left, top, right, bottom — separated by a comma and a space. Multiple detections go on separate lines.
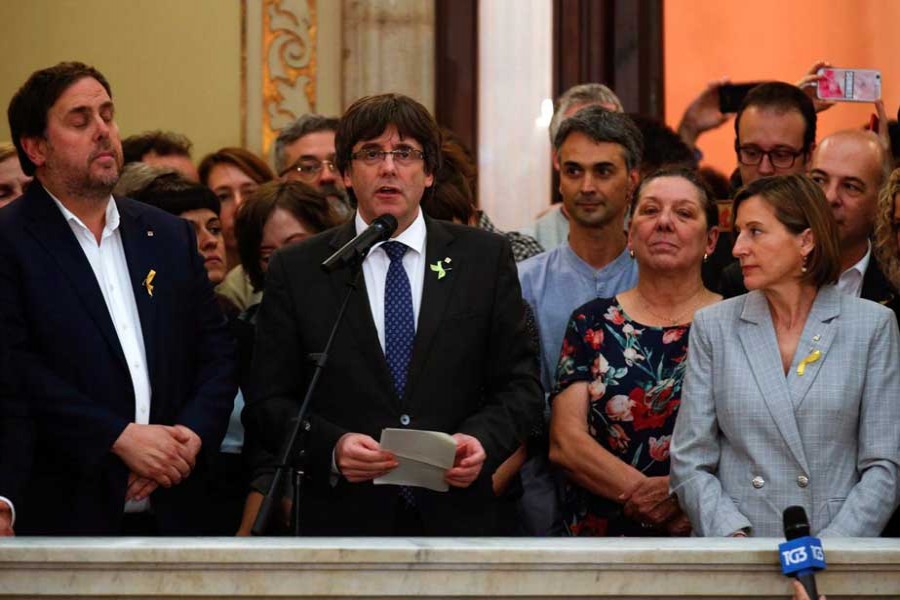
261, 0, 317, 156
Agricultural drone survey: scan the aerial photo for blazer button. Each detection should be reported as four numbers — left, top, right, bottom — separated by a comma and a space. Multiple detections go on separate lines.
751, 476, 765, 489
399, 414, 411, 426
797, 475, 809, 488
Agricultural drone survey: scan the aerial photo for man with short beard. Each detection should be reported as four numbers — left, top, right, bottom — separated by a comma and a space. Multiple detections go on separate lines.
516, 106, 642, 535
0, 62, 235, 536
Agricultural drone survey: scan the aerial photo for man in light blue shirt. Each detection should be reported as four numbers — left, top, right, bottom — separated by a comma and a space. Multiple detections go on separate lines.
517, 106, 643, 535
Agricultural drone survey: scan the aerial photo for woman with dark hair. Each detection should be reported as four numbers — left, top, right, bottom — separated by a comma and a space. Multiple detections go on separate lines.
123, 165, 229, 287
550, 168, 720, 536
235, 180, 338, 295
671, 174, 900, 537
233, 180, 339, 535
199, 147, 275, 310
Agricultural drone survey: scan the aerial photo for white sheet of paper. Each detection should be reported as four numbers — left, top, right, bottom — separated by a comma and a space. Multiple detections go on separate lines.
374, 428, 457, 492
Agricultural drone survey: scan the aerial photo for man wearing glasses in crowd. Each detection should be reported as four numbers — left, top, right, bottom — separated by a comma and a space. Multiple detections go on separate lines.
273, 114, 354, 221
732, 81, 817, 188
245, 93, 541, 535
710, 82, 817, 293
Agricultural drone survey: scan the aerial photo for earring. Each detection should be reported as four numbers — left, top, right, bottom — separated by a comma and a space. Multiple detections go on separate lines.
703, 253, 709, 262
629, 249, 635, 259
801, 255, 808, 274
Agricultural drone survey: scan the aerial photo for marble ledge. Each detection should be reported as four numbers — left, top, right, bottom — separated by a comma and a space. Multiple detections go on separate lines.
1, 537, 899, 598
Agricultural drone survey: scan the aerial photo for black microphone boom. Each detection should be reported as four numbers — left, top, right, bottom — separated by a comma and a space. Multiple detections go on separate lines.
321, 214, 398, 272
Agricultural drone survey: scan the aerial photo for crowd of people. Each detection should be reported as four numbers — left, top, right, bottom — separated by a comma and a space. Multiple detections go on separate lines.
0, 58, 898, 556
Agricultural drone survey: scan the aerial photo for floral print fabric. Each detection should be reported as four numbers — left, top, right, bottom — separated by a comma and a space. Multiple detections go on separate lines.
553, 297, 690, 536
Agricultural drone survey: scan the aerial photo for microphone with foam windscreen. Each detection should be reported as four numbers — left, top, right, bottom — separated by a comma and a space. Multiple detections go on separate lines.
321, 214, 398, 272
779, 506, 826, 599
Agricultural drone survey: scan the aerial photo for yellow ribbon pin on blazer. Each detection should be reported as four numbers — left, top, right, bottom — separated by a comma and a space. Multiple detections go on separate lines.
143, 269, 156, 297
430, 257, 452, 280
796, 349, 822, 376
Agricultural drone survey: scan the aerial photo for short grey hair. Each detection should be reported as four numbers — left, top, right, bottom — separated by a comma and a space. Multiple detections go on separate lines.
272, 114, 339, 174
549, 83, 623, 144
554, 106, 643, 172
114, 162, 177, 197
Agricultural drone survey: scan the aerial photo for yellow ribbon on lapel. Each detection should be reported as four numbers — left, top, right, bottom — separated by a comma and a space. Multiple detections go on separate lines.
430, 257, 452, 280
796, 349, 821, 376
143, 269, 156, 297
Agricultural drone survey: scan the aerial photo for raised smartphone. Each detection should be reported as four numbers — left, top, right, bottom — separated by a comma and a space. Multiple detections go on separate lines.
718, 82, 761, 114
816, 68, 881, 102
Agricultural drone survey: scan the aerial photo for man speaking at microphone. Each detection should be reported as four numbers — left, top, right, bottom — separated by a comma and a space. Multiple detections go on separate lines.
245, 93, 542, 535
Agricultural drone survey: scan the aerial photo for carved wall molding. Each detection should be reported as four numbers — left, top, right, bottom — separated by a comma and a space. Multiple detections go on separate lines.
243, 0, 319, 156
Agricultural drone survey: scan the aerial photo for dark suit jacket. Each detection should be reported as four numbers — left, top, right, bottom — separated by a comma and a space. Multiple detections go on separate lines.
244, 216, 542, 535
0, 183, 236, 535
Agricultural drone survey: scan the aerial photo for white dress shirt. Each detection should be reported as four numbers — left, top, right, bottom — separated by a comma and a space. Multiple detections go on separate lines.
836, 242, 871, 298
330, 210, 427, 479
356, 209, 427, 349
50, 192, 152, 512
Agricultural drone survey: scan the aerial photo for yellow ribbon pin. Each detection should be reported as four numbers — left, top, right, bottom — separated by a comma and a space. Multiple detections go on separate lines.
143, 269, 156, 297
430, 258, 452, 280
796, 349, 822, 376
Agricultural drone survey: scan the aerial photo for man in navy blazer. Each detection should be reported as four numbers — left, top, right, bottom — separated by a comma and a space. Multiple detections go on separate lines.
0, 62, 236, 535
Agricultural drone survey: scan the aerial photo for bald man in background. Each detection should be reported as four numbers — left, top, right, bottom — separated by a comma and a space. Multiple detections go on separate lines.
720, 128, 895, 306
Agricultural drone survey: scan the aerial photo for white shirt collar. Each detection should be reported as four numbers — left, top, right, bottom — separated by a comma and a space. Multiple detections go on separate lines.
47, 186, 119, 238
836, 241, 871, 297
354, 208, 427, 257
842, 240, 871, 279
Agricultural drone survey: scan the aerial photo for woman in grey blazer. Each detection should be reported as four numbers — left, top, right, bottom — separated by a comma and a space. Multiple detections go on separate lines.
671, 174, 900, 537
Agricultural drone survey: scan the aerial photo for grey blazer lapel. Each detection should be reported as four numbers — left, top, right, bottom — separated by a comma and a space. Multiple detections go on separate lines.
738, 292, 810, 473
787, 285, 841, 410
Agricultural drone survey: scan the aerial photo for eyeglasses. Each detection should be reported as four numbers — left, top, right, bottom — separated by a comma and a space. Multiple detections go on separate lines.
280, 159, 337, 181
737, 145, 805, 169
350, 147, 425, 166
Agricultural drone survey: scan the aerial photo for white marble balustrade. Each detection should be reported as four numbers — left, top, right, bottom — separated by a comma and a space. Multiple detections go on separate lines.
1, 537, 899, 598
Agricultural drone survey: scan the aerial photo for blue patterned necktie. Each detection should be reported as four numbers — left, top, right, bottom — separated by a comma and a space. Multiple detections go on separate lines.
381, 241, 418, 510
382, 241, 415, 399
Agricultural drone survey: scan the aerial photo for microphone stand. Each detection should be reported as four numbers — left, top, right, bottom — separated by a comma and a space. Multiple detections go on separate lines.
251, 264, 363, 536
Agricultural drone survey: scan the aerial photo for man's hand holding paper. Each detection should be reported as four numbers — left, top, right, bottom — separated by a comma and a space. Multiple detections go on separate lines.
445, 433, 486, 488
374, 429, 459, 491
336, 433, 399, 482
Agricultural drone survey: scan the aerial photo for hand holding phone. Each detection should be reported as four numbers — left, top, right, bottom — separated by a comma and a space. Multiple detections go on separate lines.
816, 68, 881, 102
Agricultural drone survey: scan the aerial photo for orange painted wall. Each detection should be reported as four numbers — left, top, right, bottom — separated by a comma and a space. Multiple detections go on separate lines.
664, 0, 900, 178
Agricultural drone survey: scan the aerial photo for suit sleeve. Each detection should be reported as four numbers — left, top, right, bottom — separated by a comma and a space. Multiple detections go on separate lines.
670, 311, 753, 536
0, 231, 129, 471
0, 341, 33, 510
173, 219, 237, 450
244, 250, 350, 485
819, 309, 900, 537
457, 238, 543, 476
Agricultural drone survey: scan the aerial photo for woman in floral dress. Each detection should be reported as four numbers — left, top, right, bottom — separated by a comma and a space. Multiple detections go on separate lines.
549, 168, 721, 536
